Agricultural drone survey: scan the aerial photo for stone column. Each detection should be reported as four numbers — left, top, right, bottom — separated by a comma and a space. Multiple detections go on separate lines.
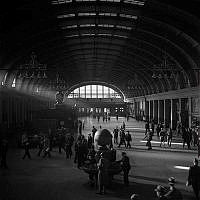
145, 100, 149, 122
152, 100, 155, 121
159, 100, 164, 124
170, 99, 173, 129
158, 100, 160, 123
149, 101, 151, 121
0, 93, 2, 124
164, 99, 166, 125
154, 100, 158, 123
188, 97, 192, 128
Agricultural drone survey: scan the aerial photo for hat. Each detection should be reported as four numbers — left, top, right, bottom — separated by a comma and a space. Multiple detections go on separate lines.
130, 194, 140, 200
154, 185, 165, 193
168, 177, 176, 185
122, 152, 126, 156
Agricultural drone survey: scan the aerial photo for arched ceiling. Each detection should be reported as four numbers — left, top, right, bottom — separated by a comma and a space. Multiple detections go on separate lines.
0, 0, 200, 98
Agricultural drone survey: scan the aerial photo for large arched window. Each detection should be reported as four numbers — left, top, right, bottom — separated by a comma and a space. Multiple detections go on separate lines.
67, 84, 121, 99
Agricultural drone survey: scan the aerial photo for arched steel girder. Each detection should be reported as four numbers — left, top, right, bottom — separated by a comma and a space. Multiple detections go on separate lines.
146, 0, 200, 43
110, 67, 162, 94
9, 23, 189, 76
47, 49, 173, 92
2, 7, 198, 90
47, 52, 171, 94
137, 17, 199, 85
38, 41, 162, 66
46, 48, 155, 69
7, 23, 184, 70
50, 55, 162, 95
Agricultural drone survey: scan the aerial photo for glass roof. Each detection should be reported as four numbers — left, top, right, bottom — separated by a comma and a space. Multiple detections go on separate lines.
52, 0, 146, 5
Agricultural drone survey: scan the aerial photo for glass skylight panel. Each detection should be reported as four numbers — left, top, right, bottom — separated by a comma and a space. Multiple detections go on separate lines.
78, 13, 96, 16
81, 33, 95, 36
65, 34, 79, 38
100, 0, 120, 2
113, 34, 128, 38
51, 0, 72, 5
116, 25, 132, 30
123, 0, 145, 5
99, 13, 117, 17
80, 24, 95, 27
97, 33, 112, 37
119, 14, 138, 19
61, 25, 78, 29
57, 14, 75, 18
98, 24, 114, 28
76, 0, 96, 1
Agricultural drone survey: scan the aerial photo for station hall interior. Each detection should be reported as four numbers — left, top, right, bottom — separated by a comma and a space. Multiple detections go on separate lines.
0, 0, 200, 200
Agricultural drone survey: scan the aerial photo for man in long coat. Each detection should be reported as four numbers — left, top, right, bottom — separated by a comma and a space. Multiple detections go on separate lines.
186, 158, 200, 200
97, 152, 110, 194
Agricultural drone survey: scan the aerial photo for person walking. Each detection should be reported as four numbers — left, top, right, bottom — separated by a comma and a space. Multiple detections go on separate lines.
144, 130, 153, 150
37, 136, 44, 156
125, 131, 132, 148
118, 128, 126, 148
145, 122, 150, 135
92, 126, 97, 142
159, 128, 166, 148
182, 127, 188, 149
118, 152, 131, 186
164, 177, 183, 200
87, 133, 93, 149
43, 136, 51, 158
167, 128, 173, 147
156, 124, 161, 137
58, 131, 64, 154
22, 139, 31, 160
122, 121, 126, 130
186, 158, 200, 200
113, 126, 119, 144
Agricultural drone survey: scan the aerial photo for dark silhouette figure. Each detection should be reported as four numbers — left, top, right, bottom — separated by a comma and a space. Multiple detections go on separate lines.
0, 138, 8, 169
22, 141, 31, 160
187, 158, 200, 200
118, 152, 131, 186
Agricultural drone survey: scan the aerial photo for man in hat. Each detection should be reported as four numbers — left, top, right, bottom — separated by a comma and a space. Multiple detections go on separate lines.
154, 185, 167, 200
164, 177, 183, 200
186, 158, 200, 200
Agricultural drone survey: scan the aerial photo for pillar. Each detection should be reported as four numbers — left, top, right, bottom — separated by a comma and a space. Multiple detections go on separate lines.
159, 100, 164, 124
153, 100, 155, 120
170, 99, 173, 129
0, 93, 2, 124
188, 97, 192, 128
149, 101, 151, 121
150, 100, 153, 122
164, 99, 166, 124
145, 100, 149, 122
154, 100, 158, 123
158, 100, 160, 123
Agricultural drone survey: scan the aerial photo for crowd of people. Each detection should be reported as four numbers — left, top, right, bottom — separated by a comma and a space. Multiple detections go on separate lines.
1, 117, 200, 200
144, 121, 199, 150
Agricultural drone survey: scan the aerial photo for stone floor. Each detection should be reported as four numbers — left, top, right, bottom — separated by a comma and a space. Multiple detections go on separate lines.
0, 117, 197, 200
